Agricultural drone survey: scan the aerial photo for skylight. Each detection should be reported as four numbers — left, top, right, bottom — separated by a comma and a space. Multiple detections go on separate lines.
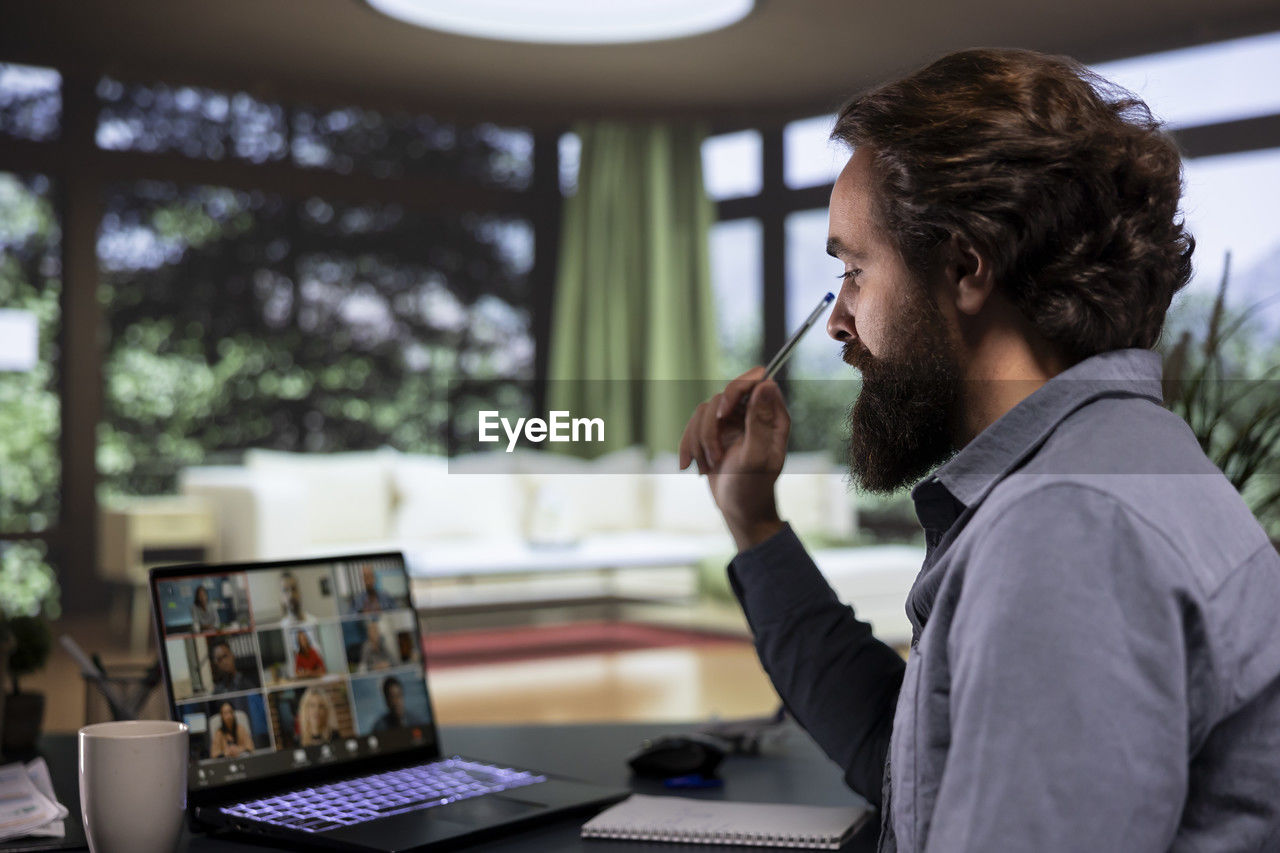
365, 0, 754, 44
1092, 30, 1280, 129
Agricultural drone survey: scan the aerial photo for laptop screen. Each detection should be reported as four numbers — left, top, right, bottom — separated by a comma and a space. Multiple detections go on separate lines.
152, 553, 438, 791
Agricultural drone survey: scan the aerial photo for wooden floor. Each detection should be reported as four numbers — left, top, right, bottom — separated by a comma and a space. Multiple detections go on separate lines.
30, 606, 782, 733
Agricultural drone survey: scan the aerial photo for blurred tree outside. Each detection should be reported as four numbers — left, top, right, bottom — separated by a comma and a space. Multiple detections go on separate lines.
90, 81, 538, 499
97, 183, 535, 497
0, 173, 60, 535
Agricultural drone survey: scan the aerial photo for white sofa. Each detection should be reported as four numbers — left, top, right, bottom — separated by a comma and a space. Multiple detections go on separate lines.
179, 446, 857, 563
179, 446, 922, 644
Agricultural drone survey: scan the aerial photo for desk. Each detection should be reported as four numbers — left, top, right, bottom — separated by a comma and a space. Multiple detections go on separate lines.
19, 722, 878, 852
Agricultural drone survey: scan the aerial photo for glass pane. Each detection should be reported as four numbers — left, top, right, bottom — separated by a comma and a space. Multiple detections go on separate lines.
785, 209, 844, 379
709, 218, 763, 375
1092, 30, 1280, 130
702, 130, 762, 200
559, 132, 581, 196
0, 64, 61, 142
1176, 147, 1280, 314
785, 209, 847, 456
98, 181, 535, 497
784, 113, 847, 189
292, 104, 532, 189
0, 173, 61, 533
96, 77, 287, 163
476, 124, 534, 191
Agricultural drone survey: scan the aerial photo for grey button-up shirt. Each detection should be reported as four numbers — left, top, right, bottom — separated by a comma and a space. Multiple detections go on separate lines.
730, 349, 1280, 852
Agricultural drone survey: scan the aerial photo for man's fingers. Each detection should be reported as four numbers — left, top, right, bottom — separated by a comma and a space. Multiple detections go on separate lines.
717, 366, 766, 419
742, 379, 790, 465
678, 409, 697, 470
699, 393, 726, 468
681, 367, 769, 474
680, 401, 710, 471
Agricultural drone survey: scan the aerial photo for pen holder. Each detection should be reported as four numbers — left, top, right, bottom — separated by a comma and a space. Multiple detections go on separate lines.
83, 663, 168, 725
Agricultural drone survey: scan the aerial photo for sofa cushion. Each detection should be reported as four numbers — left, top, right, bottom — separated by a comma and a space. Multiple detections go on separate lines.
391, 453, 525, 542
243, 448, 396, 547
648, 453, 727, 535
775, 452, 856, 541
647, 451, 856, 541
520, 446, 652, 536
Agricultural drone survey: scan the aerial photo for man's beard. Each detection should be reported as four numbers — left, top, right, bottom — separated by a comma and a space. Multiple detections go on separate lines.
843, 284, 962, 494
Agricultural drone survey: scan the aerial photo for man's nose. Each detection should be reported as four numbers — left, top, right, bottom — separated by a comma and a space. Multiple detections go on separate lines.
827, 286, 856, 342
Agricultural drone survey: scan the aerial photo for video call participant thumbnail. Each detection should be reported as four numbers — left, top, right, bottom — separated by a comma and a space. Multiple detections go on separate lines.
339, 561, 410, 615
292, 628, 327, 678
158, 574, 251, 636
208, 635, 261, 695
268, 683, 356, 750
341, 613, 418, 674
211, 701, 252, 758
181, 694, 271, 762
350, 673, 431, 736
191, 585, 218, 633
247, 567, 339, 627
258, 623, 347, 686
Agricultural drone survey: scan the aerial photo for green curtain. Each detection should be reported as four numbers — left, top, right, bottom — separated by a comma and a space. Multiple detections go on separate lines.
548, 122, 720, 455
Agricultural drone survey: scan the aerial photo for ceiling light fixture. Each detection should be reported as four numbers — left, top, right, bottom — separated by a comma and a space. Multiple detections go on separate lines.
364, 0, 754, 44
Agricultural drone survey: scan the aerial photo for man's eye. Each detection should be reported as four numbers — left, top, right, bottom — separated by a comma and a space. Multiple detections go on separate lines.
836, 269, 860, 281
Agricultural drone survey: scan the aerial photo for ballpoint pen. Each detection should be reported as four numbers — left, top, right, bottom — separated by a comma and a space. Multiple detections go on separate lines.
729, 291, 835, 417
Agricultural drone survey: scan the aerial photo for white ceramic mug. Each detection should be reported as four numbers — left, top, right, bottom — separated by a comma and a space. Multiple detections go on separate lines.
79, 720, 189, 853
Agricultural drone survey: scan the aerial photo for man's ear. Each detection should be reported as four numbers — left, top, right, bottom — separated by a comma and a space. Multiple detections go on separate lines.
941, 235, 995, 317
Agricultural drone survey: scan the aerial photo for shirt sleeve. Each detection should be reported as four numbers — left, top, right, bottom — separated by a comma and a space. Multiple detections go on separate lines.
926, 484, 1192, 852
729, 523, 906, 807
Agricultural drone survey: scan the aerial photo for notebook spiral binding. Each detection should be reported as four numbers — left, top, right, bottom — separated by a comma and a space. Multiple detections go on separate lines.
581, 825, 843, 849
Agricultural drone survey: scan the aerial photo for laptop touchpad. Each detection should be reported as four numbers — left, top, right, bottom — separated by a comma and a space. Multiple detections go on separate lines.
434, 794, 547, 826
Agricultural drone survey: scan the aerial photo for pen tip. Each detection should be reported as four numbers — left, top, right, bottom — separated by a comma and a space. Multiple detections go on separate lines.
824, 292, 835, 302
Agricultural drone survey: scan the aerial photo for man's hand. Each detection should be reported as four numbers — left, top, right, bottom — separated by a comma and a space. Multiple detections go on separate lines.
678, 367, 790, 552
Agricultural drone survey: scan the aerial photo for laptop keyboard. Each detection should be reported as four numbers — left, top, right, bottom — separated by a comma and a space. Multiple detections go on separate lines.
220, 758, 548, 833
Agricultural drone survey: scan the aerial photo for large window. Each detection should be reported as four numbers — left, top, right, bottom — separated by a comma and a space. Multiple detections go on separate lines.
0, 63, 549, 598
93, 88, 539, 497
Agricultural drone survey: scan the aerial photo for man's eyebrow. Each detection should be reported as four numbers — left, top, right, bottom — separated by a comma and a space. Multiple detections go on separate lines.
826, 237, 864, 259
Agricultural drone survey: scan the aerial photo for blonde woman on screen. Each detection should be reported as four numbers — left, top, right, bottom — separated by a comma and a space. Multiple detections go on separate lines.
297, 686, 341, 746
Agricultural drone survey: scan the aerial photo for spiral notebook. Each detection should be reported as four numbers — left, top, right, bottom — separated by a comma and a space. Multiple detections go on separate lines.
580, 794, 872, 849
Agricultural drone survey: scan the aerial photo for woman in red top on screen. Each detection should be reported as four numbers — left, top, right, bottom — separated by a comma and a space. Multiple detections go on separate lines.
292, 629, 327, 678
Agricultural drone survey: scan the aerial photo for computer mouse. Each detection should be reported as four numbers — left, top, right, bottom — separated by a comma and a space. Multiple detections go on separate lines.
627, 734, 726, 779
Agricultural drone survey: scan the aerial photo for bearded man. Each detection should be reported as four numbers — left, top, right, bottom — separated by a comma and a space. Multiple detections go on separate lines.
680, 48, 1280, 852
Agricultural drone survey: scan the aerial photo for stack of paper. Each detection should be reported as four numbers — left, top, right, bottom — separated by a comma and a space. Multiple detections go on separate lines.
0, 759, 67, 841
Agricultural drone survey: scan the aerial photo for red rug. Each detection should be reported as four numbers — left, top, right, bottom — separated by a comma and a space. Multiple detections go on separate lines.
423, 621, 750, 669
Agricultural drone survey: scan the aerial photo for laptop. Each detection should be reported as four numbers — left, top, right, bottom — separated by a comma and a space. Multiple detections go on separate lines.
149, 551, 628, 851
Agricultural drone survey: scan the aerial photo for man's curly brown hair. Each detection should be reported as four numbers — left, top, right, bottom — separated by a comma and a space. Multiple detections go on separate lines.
832, 47, 1195, 365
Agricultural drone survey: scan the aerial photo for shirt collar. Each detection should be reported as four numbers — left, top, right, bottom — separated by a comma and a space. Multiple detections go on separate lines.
912, 348, 1165, 512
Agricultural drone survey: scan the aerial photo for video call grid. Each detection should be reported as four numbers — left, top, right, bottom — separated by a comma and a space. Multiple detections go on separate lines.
157, 559, 431, 766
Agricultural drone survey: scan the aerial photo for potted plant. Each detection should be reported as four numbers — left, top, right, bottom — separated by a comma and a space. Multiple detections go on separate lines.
0, 541, 60, 757
1161, 254, 1280, 546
